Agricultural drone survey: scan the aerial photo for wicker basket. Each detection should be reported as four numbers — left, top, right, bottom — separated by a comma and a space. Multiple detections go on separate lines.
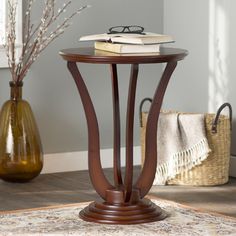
140, 98, 232, 186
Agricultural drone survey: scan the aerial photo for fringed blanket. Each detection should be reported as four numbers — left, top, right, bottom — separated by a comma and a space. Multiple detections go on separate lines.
153, 113, 211, 185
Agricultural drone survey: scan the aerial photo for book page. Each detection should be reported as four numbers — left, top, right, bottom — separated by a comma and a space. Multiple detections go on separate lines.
79, 32, 173, 45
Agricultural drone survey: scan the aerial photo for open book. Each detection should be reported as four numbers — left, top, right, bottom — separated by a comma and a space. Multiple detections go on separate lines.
80, 32, 174, 45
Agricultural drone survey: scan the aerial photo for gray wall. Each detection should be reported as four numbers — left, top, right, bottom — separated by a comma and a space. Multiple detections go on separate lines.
163, 0, 236, 154
0, 0, 164, 154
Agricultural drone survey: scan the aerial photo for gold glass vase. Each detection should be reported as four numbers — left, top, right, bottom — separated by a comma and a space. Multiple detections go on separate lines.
0, 81, 43, 182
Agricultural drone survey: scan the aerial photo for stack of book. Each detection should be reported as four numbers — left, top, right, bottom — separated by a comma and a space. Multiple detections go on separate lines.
79, 32, 174, 54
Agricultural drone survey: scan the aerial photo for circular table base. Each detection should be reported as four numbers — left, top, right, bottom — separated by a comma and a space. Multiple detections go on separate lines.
79, 198, 167, 225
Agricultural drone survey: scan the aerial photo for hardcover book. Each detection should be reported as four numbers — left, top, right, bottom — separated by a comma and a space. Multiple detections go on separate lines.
94, 41, 160, 54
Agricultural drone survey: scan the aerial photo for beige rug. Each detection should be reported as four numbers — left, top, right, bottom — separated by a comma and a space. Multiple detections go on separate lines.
0, 196, 235, 236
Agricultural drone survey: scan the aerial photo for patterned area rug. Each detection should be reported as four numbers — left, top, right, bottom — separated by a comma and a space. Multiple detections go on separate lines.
0, 196, 235, 236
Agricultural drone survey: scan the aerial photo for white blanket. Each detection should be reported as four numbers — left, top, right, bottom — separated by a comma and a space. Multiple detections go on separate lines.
153, 112, 211, 185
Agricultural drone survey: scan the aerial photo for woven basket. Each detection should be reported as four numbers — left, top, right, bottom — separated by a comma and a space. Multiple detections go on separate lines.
140, 98, 232, 186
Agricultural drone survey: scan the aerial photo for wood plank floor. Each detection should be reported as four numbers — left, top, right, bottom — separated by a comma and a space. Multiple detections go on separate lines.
0, 166, 236, 217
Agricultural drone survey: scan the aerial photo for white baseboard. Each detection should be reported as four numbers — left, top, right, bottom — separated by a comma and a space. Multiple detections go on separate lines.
42, 147, 236, 178
42, 146, 141, 174
230, 156, 236, 178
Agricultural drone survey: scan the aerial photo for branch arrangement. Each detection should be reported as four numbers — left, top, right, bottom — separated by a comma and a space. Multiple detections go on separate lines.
4, 0, 89, 83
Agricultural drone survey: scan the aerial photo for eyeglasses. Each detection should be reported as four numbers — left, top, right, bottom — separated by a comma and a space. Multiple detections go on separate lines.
108, 25, 145, 34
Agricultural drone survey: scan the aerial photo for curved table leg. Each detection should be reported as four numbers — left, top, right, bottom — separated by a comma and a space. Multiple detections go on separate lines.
68, 61, 177, 224
134, 61, 178, 197
124, 64, 139, 202
67, 62, 113, 200
110, 64, 123, 187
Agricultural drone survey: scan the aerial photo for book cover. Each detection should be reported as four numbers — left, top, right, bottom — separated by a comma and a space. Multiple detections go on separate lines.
94, 41, 160, 54
80, 32, 174, 45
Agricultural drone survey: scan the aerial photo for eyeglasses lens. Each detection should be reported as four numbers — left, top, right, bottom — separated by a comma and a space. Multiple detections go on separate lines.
111, 26, 125, 33
128, 26, 143, 32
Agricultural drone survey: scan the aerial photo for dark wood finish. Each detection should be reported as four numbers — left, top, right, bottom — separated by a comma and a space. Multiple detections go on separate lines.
79, 198, 166, 224
60, 47, 187, 64
124, 64, 139, 202
110, 64, 122, 187
60, 47, 188, 224
67, 62, 113, 200
135, 61, 177, 198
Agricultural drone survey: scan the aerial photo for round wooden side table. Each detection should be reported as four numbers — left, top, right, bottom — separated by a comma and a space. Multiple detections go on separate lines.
60, 47, 188, 224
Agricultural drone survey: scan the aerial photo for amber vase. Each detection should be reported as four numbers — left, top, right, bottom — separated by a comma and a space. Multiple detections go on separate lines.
0, 81, 43, 182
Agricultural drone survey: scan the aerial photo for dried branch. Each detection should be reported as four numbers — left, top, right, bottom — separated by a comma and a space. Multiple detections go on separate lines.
4, 0, 90, 82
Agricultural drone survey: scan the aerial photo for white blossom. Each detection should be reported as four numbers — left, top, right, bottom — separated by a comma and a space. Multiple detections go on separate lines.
4, 0, 89, 82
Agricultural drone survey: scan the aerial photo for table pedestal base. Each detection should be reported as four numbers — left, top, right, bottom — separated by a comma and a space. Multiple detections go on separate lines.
79, 197, 167, 225
61, 52, 187, 224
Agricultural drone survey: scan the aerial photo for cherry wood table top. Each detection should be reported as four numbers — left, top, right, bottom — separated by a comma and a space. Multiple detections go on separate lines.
59, 47, 188, 64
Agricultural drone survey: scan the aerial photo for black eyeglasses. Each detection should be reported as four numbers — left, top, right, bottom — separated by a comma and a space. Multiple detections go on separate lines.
108, 25, 145, 34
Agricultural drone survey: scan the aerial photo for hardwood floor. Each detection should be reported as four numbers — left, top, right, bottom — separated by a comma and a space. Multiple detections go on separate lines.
0, 166, 236, 217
